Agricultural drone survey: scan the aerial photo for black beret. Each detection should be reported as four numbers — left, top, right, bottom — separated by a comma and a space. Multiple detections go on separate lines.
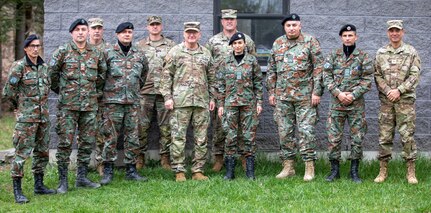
24, 34, 39, 48
229, 32, 246, 45
116, 22, 134, 33
281, 13, 300, 26
339, 24, 356, 36
69, 18, 88, 33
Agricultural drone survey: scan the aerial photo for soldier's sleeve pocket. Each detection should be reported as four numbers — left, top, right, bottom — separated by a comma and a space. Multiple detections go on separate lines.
275, 54, 284, 62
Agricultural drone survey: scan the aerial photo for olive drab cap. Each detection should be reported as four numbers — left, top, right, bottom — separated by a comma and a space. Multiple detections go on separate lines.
281, 13, 300, 25
387, 20, 403, 30
88, 18, 104, 28
339, 24, 356, 36
221, 9, 237, 19
183, 22, 200, 32
147, 16, 162, 25
69, 18, 88, 32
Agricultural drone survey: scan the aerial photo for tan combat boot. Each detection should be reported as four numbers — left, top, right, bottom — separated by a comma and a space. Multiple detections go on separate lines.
374, 161, 388, 183
192, 172, 209, 181
276, 160, 295, 179
406, 160, 418, 184
175, 172, 186, 182
97, 162, 104, 176
303, 161, 315, 181
136, 154, 145, 170
212, 154, 224, 172
160, 153, 171, 170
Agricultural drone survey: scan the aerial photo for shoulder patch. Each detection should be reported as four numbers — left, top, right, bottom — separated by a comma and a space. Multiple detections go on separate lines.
324, 62, 332, 69
9, 76, 19, 85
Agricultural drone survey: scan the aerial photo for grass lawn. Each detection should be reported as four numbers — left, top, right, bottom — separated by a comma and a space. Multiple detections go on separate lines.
0, 157, 430, 212
0, 112, 15, 150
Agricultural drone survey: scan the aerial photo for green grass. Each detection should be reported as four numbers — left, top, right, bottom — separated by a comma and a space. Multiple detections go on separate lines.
0, 157, 430, 212
0, 112, 15, 150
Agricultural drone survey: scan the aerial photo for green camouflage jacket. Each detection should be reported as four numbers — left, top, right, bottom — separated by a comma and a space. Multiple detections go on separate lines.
3, 56, 50, 123
137, 36, 176, 95
50, 41, 107, 111
266, 33, 324, 101
160, 43, 216, 108
374, 42, 421, 100
218, 52, 263, 107
323, 47, 374, 110
103, 43, 149, 105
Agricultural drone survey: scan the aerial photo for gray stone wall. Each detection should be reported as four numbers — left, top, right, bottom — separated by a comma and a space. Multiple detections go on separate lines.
44, 0, 431, 153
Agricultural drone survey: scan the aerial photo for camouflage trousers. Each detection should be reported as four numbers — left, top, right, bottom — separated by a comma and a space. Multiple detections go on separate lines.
56, 109, 97, 167
222, 106, 258, 156
138, 94, 171, 155
274, 100, 317, 161
378, 98, 417, 161
95, 104, 104, 164
11, 122, 49, 178
326, 109, 367, 161
101, 104, 140, 164
210, 106, 226, 155
170, 107, 209, 173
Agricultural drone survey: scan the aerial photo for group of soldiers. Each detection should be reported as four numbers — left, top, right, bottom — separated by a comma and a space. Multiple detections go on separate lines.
2, 8, 422, 204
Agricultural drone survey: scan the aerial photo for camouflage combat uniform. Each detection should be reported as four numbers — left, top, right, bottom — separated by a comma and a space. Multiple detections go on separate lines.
3, 56, 50, 178
50, 41, 107, 168
266, 33, 324, 162
160, 43, 216, 173
137, 36, 175, 157
100, 43, 149, 164
374, 42, 421, 161
323, 48, 374, 161
206, 31, 256, 156
218, 52, 263, 156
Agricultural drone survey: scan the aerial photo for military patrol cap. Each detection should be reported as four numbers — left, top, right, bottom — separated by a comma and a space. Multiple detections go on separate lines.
116, 22, 134, 33
281, 13, 300, 26
228, 32, 246, 45
387, 20, 403, 30
69, 18, 88, 32
147, 16, 162, 25
88, 18, 104, 28
221, 9, 237, 19
339, 24, 356, 36
184, 22, 200, 32
24, 34, 40, 48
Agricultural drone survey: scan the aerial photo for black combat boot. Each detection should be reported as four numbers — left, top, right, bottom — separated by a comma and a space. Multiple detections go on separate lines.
326, 160, 340, 182
125, 164, 148, 181
223, 155, 235, 180
350, 159, 362, 183
245, 156, 256, 180
13, 177, 29, 204
100, 162, 114, 185
57, 165, 68, 194
34, 173, 56, 195
75, 166, 101, 188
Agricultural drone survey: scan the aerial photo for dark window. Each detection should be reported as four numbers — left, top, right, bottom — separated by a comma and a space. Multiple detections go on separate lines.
213, 0, 290, 65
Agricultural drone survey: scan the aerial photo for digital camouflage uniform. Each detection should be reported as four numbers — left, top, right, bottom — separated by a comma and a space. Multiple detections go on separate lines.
100, 43, 149, 164
266, 33, 324, 162
323, 48, 374, 161
160, 43, 216, 173
50, 41, 107, 168
374, 42, 421, 161
3, 56, 50, 178
218, 52, 263, 156
137, 36, 175, 156
206, 31, 256, 156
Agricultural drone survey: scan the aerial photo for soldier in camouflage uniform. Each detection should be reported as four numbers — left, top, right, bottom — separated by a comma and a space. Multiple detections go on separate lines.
160, 22, 216, 182
50, 19, 106, 193
99, 22, 149, 185
136, 16, 176, 170
217, 32, 263, 180
3, 35, 56, 203
323, 24, 374, 183
206, 9, 256, 172
374, 20, 421, 184
88, 17, 110, 176
266, 14, 324, 181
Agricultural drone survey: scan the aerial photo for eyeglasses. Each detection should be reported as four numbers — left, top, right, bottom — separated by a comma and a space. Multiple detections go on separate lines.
27, 44, 41, 49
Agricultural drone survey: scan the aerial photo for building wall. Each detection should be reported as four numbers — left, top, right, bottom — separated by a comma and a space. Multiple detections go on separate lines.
44, 0, 431, 153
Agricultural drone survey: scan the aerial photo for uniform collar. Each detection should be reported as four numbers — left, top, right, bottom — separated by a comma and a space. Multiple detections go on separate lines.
25, 54, 44, 66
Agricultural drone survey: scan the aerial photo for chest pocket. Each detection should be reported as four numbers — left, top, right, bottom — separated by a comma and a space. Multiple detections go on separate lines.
64, 59, 79, 80
295, 50, 310, 71
86, 59, 98, 81
110, 59, 124, 77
